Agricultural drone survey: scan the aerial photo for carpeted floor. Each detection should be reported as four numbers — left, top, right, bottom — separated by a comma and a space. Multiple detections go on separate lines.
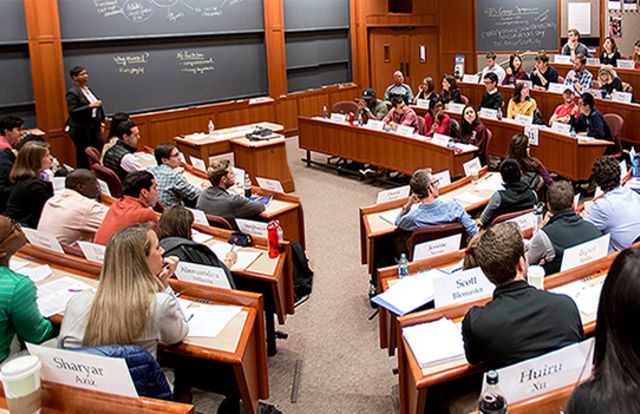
193, 136, 400, 413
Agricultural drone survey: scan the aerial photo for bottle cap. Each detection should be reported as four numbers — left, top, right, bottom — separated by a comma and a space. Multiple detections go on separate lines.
486, 370, 499, 385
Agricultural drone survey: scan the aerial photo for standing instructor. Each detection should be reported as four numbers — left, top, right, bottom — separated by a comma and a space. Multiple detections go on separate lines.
66, 66, 105, 168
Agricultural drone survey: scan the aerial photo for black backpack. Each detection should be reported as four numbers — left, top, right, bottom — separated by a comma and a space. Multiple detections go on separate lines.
290, 241, 313, 303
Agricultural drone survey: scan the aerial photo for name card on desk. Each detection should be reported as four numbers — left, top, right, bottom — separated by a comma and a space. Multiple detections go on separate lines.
479, 107, 499, 120
330, 113, 347, 123
396, 125, 415, 136
506, 211, 537, 233
256, 177, 284, 193
573, 193, 581, 208
611, 91, 633, 103
514, 114, 533, 126
551, 122, 572, 135
548, 82, 566, 94
620, 159, 628, 179
433, 267, 495, 308
560, 233, 611, 271
26, 343, 138, 398
77, 241, 106, 264
22, 228, 64, 255
448, 103, 465, 114
488, 339, 594, 405
365, 119, 385, 131
553, 55, 572, 64
431, 133, 451, 147
525, 125, 540, 146
413, 233, 462, 261
186, 207, 209, 226
462, 74, 480, 84
432, 170, 451, 187
377, 185, 410, 204
415, 99, 430, 109
97, 179, 111, 196
236, 218, 268, 238
463, 157, 482, 177
617, 59, 635, 69
208, 152, 235, 168
586, 57, 600, 66
516, 79, 533, 89
175, 262, 231, 289
189, 156, 207, 172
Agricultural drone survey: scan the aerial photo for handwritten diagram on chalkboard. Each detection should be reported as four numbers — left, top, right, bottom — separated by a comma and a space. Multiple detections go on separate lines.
93, 0, 243, 24
476, 0, 559, 52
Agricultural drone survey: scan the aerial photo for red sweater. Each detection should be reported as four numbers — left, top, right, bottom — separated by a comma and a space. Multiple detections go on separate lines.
94, 196, 158, 245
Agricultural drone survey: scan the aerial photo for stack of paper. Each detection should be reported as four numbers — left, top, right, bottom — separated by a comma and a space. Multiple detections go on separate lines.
372, 269, 446, 315
476, 174, 504, 192
20, 264, 53, 283
9, 257, 30, 271
231, 251, 262, 272
187, 305, 242, 337
379, 208, 402, 225
551, 280, 602, 316
36, 277, 94, 317
455, 143, 479, 153
454, 192, 484, 205
403, 318, 466, 368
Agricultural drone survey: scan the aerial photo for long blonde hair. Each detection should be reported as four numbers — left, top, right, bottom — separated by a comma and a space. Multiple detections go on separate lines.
9, 141, 49, 182
82, 224, 162, 346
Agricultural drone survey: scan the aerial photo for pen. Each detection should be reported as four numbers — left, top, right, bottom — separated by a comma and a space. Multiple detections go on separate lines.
187, 314, 194, 322
68, 289, 84, 293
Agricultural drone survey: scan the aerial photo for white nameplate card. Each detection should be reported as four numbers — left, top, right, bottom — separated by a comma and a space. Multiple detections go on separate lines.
20, 264, 53, 283
553, 55, 572, 64
617, 59, 635, 69
611, 91, 632, 103
186, 207, 209, 226
27, 343, 138, 398
413, 233, 462, 262
431, 133, 451, 147
22, 228, 64, 255
52, 177, 66, 195
448, 103, 465, 114
514, 114, 533, 126
232, 166, 246, 189
462, 74, 480, 84
548, 83, 566, 94
365, 119, 385, 131
433, 267, 495, 308
396, 124, 415, 137
376, 185, 410, 204
560, 233, 611, 271
620, 159, 628, 179
432, 170, 452, 187
551, 122, 572, 135
463, 157, 482, 177
586, 58, 600, 66
479, 107, 499, 120
573, 193, 581, 208
486, 339, 594, 405
415, 99, 430, 109
256, 177, 284, 193
77, 241, 106, 264
97, 179, 111, 197
208, 152, 235, 168
330, 113, 347, 123
516, 79, 533, 89
175, 262, 231, 289
525, 125, 539, 146
506, 211, 537, 233
189, 156, 207, 172
236, 218, 268, 238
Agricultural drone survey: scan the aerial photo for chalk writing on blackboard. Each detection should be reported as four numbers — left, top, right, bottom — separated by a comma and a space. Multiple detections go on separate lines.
113, 52, 150, 75
177, 50, 215, 75
92, 0, 244, 23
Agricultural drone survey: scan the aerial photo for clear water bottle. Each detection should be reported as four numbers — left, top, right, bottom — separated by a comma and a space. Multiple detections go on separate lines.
208, 119, 215, 134
398, 253, 409, 278
244, 173, 252, 198
323, 105, 328, 119
533, 201, 545, 233
632, 154, 640, 179
358, 112, 363, 126
478, 371, 507, 414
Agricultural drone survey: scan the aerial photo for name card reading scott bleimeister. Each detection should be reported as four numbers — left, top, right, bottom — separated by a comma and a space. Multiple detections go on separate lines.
256, 177, 284, 193
236, 218, 268, 238
560, 233, 611, 271
77, 241, 106, 264
376, 185, 411, 204
486, 339, 594, 405
175, 262, 231, 289
22, 228, 64, 255
413, 233, 462, 262
433, 267, 495, 308
26, 343, 138, 398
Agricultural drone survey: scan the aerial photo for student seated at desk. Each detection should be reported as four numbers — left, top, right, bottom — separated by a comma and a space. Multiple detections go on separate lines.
584, 156, 640, 253
506, 83, 537, 120
441, 75, 463, 105
598, 65, 624, 96
37, 169, 108, 245
479, 72, 503, 112
357, 88, 388, 123
101, 112, 129, 163
562, 28, 592, 58
530, 53, 559, 91
479, 159, 537, 227
549, 85, 579, 125
149, 144, 202, 208
94, 171, 159, 245
480, 52, 506, 85
459, 106, 489, 166
502, 53, 529, 86
462, 222, 585, 369
633, 40, 640, 70
565, 248, 640, 414
508, 133, 554, 189
196, 159, 265, 226
413, 77, 439, 108
423, 99, 451, 137
158, 206, 237, 289
382, 96, 419, 132
564, 54, 594, 94
384, 70, 413, 105
395, 168, 478, 236
599, 37, 621, 67
0, 216, 54, 365
102, 120, 145, 182
527, 181, 601, 274
570, 93, 614, 144
59, 224, 188, 357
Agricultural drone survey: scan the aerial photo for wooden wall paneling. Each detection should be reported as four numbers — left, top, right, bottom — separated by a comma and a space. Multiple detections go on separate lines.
24, 0, 71, 164
263, 0, 287, 98
216, 101, 278, 129
275, 97, 299, 135
329, 84, 360, 106
406, 28, 439, 89
350, 0, 367, 87
368, 28, 405, 95
437, 0, 475, 81
295, 89, 332, 118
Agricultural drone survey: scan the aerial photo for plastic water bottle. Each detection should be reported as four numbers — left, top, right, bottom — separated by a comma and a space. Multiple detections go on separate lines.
357, 112, 363, 126
323, 105, 328, 119
398, 253, 409, 278
244, 173, 252, 198
267, 220, 280, 258
478, 371, 507, 414
208, 120, 215, 134
632, 154, 640, 179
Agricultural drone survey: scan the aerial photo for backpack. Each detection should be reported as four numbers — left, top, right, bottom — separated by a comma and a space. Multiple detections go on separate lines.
290, 241, 313, 303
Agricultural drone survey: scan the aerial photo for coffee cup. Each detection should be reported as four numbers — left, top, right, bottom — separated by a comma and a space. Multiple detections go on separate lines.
0, 355, 42, 414
528, 265, 545, 290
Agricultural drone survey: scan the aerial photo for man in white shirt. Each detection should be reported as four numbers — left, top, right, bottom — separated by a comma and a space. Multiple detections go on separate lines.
37, 169, 108, 245
480, 52, 506, 85
102, 120, 144, 181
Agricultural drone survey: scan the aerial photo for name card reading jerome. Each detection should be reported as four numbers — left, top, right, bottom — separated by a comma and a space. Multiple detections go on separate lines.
26, 343, 138, 398
433, 267, 495, 308
413, 233, 462, 262
175, 262, 231, 289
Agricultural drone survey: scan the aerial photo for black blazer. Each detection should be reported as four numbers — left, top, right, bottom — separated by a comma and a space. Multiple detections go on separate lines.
66, 85, 105, 127
462, 280, 585, 370
4, 177, 54, 228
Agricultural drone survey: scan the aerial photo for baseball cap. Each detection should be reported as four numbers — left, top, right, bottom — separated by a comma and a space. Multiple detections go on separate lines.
362, 88, 376, 100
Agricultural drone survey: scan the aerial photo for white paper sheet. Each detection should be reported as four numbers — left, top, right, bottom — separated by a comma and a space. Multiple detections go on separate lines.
36, 277, 94, 317
187, 305, 243, 337
20, 264, 53, 283
403, 319, 466, 368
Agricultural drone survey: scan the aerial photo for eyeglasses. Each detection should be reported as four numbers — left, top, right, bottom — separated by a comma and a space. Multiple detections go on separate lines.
0, 218, 21, 246
170, 152, 181, 158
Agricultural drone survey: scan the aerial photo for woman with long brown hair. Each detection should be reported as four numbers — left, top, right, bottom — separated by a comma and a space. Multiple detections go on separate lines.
507, 133, 553, 189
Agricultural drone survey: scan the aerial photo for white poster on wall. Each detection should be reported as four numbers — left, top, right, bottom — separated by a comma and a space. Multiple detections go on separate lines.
568, 3, 591, 35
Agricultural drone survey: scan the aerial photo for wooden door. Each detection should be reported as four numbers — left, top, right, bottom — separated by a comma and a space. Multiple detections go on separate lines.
368, 28, 405, 99
406, 27, 439, 93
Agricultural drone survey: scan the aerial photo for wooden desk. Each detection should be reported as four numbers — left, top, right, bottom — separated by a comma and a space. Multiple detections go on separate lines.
14, 252, 268, 414
554, 62, 640, 101
0, 381, 195, 414
298, 116, 477, 178
358, 169, 496, 275
457, 81, 640, 147
173, 122, 294, 192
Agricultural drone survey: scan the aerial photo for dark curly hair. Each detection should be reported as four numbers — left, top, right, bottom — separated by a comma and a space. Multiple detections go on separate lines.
592, 156, 621, 193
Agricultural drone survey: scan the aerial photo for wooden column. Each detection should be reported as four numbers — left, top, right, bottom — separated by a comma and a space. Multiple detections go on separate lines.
263, 0, 288, 98
24, 0, 71, 165
351, 0, 369, 88
437, 0, 476, 79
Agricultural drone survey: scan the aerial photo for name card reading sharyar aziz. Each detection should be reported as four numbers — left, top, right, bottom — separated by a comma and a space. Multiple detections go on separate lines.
484, 338, 595, 405
432, 266, 495, 308
26, 343, 138, 398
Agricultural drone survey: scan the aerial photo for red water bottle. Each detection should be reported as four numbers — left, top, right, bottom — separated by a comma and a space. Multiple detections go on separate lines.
349, 112, 355, 125
267, 220, 280, 258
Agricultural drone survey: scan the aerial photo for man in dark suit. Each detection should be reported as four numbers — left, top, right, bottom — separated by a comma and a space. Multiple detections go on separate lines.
66, 66, 105, 168
462, 222, 585, 370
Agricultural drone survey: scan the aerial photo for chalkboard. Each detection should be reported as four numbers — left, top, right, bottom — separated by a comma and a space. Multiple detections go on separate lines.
287, 63, 351, 93
59, 0, 265, 41
283, 0, 349, 32
0, 49, 34, 109
0, 0, 27, 45
475, 0, 559, 52
63, 35, 268, 114
285, 31, 350, 69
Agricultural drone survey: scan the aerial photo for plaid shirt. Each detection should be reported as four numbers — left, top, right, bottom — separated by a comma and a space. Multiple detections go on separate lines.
564, 68, 593, 91
383, 107, 419, 131
149, 164, 201, 208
